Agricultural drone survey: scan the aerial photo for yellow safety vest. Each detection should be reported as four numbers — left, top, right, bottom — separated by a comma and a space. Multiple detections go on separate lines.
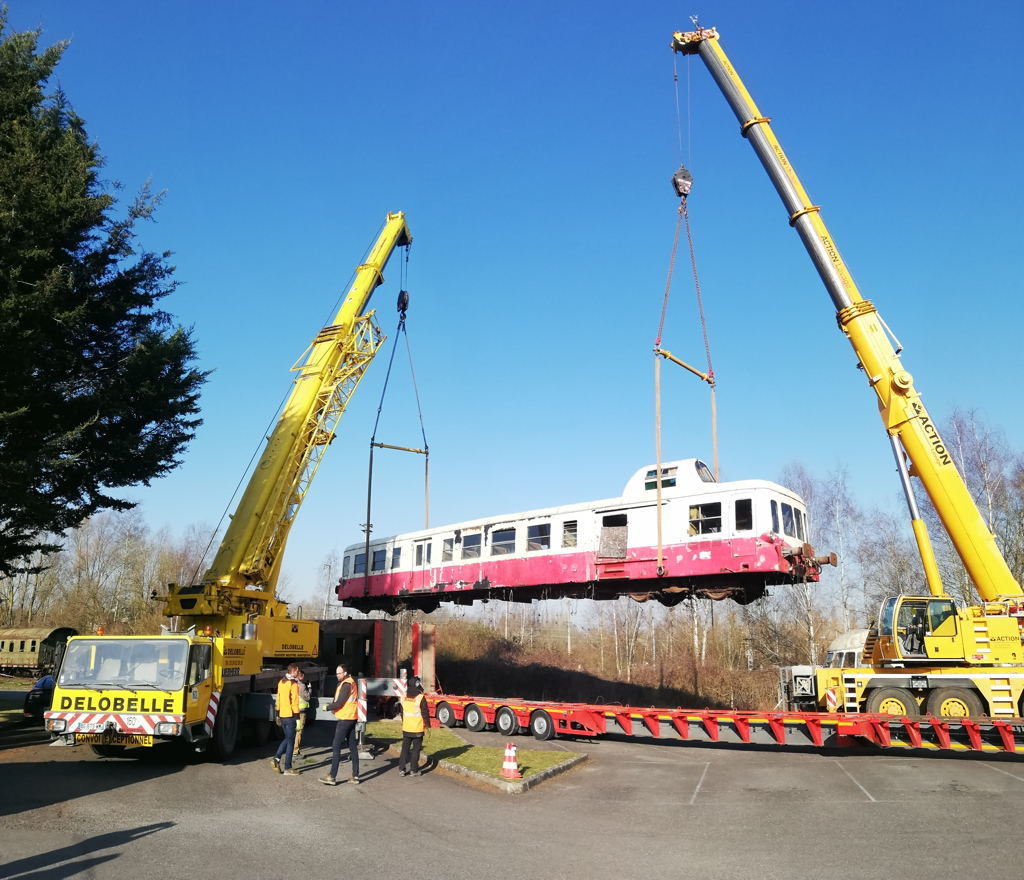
334, 676, 358, 721
402, 693, 426, 734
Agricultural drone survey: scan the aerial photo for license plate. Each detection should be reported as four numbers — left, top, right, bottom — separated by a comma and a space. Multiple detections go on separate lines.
76, 733, 153, 746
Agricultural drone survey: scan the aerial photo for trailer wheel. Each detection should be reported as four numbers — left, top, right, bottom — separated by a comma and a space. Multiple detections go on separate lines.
865, 687, 919, 717
209, 693, 239, 761
926, 687, 984, 718
529, 709, 555, 741
435, 702, 456, 728
463, 703, 487, 733
495, 706, 519, 737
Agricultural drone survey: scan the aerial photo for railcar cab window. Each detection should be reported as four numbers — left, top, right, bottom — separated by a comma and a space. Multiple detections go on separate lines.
462, 534, 482, 559
527, 524, 550, 551
342, 556, 350, 578
562, 521, 578, 548
645, 467, 677, 490
782, 503, 805, 539
442, 539, 454, 562
695, 461, 716, 483
354, 553, 366, 575
491, 529, 515, 555
689, 502, 722, 536
735, 499, 753, 532
771, 500, 780, 534
392, 547, 402, 569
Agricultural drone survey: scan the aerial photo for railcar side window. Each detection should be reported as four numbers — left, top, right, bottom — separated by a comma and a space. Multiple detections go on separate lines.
354, 553, 366, 575
735, 499, 753, 531
442, 539, 454, 562
415, 545, 423, 565
392, 547, 402, 569
372, 549, 386, 572
426, 543, 432, 564
645, 467, 677, 490
688, 502, 722, 536
562, 521, 578, 548
781, 503, 796, 538
20, 641, 25, 652
462, 534, 482, 559
794, 507, 804, 541
491, 529, 515, 555
527, 524, 551, 551
31, 640, 37, 652
342, 556, 350, 578
771, 500, 780, 534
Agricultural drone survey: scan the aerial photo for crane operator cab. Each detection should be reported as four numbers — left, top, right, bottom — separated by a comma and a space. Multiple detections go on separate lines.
878, 596, 961, 662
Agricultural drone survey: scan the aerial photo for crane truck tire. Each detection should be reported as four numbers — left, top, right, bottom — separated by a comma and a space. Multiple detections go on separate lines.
208, 693, 240, 761
529, 709, 555, 741
463, 703, 487, 733
495, 706, 519, 736
925, 687, 984, 718
865, 687, 920, 717
435, 701, 455, 727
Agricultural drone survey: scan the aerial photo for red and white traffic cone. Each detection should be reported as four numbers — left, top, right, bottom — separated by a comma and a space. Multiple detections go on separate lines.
501, 742, 521, 780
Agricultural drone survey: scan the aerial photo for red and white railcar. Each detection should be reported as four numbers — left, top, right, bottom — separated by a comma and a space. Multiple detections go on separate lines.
337, 458, 832, 614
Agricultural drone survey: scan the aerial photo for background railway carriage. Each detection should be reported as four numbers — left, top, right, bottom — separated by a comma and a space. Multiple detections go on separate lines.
0, 627, 77, 675
338, 459, 832, 613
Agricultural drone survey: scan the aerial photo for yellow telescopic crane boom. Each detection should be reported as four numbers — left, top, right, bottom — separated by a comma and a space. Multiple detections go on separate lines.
165, 212, 412, 628
672, 28, 1020, 602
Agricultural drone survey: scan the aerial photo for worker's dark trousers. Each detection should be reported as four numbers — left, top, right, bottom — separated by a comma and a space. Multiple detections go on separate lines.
275, 718, 296, 770
399, 732, 423, 772
330, 719, 358, 779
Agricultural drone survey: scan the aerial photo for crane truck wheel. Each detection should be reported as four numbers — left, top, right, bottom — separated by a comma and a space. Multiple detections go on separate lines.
435, 701, 456, 728
925, 687, 984, 718
463, 703, 487, 733
495, 706, 519, 736
209, 693, 239, 761
865, 687, 920, 717
529, 709, 555, 741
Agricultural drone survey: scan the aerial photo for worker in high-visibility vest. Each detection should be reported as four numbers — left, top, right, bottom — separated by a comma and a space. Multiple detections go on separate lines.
398, 678, 431, 777
271, 663, 302, 776
319, 663, 360, 786
293, 667, 310, 758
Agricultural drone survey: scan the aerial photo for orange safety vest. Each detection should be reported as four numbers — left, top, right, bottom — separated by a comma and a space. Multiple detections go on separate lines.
402, 693, 426, 734
276, 677, 300, 717
334, 676, 358, 721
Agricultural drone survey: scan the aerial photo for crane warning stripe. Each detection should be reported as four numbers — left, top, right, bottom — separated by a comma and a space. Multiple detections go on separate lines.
205, 691, 221, 735
46, 711, 183, 734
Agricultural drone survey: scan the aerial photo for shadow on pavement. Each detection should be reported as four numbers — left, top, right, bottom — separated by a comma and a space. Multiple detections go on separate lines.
0, 822, 174, 879
0, 723, 51, 752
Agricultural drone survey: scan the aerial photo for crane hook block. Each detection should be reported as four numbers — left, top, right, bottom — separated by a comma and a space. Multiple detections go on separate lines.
397, 289, 409, 314
672, 163, 693, 199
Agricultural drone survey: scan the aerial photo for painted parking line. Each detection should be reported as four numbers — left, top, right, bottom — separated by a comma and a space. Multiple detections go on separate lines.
979, 763, 1024, 783
688, 762, 710, 805
834, 761, 876, 803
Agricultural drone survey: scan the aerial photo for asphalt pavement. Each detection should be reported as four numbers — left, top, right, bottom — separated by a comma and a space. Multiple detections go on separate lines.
2, 716, 1023, 879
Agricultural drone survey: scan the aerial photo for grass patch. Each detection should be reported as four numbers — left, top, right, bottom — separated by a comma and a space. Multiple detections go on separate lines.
365, 720, 573, 779
0, 707, 25, 728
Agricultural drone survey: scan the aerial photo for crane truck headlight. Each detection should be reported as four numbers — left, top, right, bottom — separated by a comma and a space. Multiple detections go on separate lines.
154, 722, 181, 736
47, 718, 66, 733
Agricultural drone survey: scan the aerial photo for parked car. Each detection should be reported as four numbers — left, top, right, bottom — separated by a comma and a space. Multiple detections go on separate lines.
23, 674, 55, 721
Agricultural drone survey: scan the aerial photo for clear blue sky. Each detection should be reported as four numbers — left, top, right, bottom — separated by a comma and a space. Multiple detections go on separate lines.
11, 1, 1024, 600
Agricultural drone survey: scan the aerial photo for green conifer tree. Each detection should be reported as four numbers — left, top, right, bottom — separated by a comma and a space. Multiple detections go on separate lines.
0, 9, 207, 574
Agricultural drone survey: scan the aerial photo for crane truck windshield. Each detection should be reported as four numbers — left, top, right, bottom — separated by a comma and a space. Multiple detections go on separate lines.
58, 638, 189, 691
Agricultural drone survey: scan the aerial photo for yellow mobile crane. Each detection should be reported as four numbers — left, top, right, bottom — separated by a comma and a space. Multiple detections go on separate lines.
671, 27, 1024, 720
46, 212, 412, 758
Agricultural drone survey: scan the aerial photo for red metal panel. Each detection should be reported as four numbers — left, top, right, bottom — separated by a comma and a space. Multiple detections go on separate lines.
733, 717, 750, 743
768, 715, 785, 745
612, 712, 633, 736
928, 718, 951, 750
804, 717, 822, 747
701, 714, 719, 742
641, 713, 661, 736
994, 720, 1017, 753
962, 719, 983, 751
902, 719, 922, 749
671, 714, 689, 739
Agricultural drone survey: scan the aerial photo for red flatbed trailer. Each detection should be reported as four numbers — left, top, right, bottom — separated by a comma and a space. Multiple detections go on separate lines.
423, 693, 1024, 756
